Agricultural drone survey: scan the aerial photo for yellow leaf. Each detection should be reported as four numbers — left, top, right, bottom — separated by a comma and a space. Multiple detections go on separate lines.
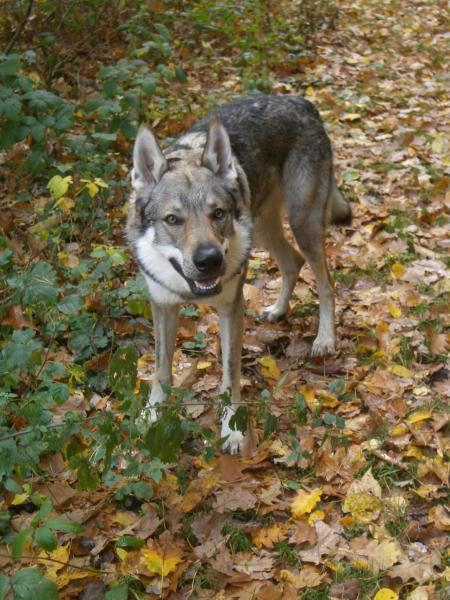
299, 385, 318, 411
11, 484, 31, 505
114, 511, 137, 526
390, 424, 408, 436
402, 445, 423, 459
407, 410, 432, 424
373, 588, 398, 600
308, 509, 325, 524
387, 304, 402, 318
291, 488, 322, 519
376, 321, 389, 333
11, 492, 30, 505
140, 548, 182, 577
40, 544, 70, 580
197, 360, 212, 370
391, 263, 405, 279
54, 196, 75, 211
389, 364, 411, 378
415, 484, 438, 499
258, 356, 281, 380
342, 492, 381, 524
305, 86, 314, 96
342, 112, 361, 121
252, 524, 287, 549
350, 559, 369, 571
94, 177, 109, 188
116, 547, 128, 561
85, 181, 99, 198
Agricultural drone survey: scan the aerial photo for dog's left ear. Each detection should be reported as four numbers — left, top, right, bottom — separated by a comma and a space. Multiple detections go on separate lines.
202, 117, 237, 180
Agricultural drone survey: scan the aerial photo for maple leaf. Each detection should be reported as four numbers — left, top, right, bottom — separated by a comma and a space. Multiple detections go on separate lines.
279, 566, 323, 589
140, 548, 183, 577
343, 492, 382, 524
291, 488, 322, 519
252, 524, 287, 549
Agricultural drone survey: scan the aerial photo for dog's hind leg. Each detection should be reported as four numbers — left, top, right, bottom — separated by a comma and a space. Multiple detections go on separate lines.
144, 301, 179, 421
254, 202, 304, 322
217, 286, 245, 454
284, 162, 336, 356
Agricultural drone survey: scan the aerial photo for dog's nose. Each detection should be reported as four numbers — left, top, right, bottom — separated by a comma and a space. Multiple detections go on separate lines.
193, 243, 223, 273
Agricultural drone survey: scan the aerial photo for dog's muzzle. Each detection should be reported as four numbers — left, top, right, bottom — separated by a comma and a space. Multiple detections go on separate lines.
169, 247, 224, 297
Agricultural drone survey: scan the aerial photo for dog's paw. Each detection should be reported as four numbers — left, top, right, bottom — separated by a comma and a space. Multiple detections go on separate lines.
221, 428, 245, 454
311, 335, 335, 357
220, 408, 245, 454
261, 304, 286, 323
139, 404, 159, 424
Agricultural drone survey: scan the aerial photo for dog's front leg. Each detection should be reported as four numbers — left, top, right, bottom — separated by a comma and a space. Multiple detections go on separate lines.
144, 301, 179, 421
217, 289, 245, 454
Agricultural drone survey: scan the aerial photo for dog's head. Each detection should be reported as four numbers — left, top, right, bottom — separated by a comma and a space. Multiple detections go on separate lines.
128, 118, 251, 297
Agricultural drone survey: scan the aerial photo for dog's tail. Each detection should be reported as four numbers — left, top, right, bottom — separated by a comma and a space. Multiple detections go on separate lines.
330, 181, 352, 226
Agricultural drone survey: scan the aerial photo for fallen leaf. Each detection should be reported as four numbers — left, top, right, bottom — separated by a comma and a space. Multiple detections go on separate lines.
407, 410, 432, 424
140, 548, 183, 577
258, 356, 281, 380
291, 488, 322, 519
252, 524, 287, 549
390, 364, 412, 378
2, 305, 36, 330
388, 304, 402, 318
373, 588, 398, 600
366, 539, 403, 572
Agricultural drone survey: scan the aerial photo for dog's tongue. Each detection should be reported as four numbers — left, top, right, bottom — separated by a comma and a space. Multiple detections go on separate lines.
195, 278, 219, 290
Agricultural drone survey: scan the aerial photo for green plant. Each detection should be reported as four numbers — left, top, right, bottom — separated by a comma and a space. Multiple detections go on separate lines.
0, 52, 74, 173
221, 522, 253, 553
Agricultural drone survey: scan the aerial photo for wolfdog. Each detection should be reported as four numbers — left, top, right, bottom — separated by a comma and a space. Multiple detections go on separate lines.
127, 95, 351, 453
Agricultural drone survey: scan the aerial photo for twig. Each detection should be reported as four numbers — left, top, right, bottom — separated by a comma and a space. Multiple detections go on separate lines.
0, 551, 108, 575
4, 0, 34, 55
0, 414, 100, 442
371, 448, 409, 471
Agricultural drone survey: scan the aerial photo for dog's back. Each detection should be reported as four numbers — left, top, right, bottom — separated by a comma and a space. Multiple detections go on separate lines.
187, 95, 330, 212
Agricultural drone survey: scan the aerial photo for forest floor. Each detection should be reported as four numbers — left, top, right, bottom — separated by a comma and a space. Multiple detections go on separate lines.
1, 0, 448, 599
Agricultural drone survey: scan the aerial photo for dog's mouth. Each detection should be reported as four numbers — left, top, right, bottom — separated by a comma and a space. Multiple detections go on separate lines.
169, 259, 222, 297
189, 276, 222, 296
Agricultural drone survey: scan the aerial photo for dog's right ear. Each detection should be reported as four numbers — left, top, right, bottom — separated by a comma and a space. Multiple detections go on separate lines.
132, 125, 168, 190
202, 117, 237, 181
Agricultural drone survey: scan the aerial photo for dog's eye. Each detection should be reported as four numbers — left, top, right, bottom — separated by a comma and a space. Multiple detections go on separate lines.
212, 208, 225, 220
165, 214, 180, 225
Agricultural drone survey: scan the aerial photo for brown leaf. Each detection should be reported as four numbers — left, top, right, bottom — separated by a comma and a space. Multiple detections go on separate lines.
35, 481, 77, 508
214, 484, 257, 513
289, 521, 317, 545
2, 305, 36, 330
216, 454, 246, 482
329, 578, 361, 599
299, 521, 341, 564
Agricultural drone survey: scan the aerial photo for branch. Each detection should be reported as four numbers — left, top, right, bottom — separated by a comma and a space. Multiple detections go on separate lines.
4, 0, 34, 55
0, 552, 108, 575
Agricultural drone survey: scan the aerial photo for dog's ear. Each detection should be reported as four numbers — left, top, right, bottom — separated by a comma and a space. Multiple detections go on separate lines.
202, 117, 237, 180
132, 125, 168, 190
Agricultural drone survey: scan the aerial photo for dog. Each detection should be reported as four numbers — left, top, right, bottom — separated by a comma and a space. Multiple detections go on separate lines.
127, 94, 351, 453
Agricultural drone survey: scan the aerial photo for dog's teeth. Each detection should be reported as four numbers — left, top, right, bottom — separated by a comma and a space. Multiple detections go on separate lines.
195, 278, 219, 290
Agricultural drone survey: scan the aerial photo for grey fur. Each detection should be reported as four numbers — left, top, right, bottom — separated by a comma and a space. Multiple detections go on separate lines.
127, 94, 351, 453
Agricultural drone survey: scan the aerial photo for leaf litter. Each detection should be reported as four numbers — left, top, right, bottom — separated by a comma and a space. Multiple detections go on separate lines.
1, 0, 449, 598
